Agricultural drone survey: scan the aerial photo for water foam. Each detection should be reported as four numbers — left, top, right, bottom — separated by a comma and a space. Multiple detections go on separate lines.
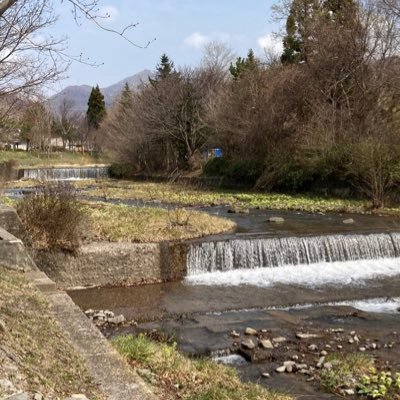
185, 258, 400, 288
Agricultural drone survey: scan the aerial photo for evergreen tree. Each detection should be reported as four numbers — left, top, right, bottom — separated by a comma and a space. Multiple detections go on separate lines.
281, 0, 357, 64
157, 53, 174, 78
119, 82, 134, 111
87, 85, 106, 130
229, 49, 259, 79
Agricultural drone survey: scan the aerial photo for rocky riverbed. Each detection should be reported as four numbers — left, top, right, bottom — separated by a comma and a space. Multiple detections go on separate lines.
99, 303, 400, 399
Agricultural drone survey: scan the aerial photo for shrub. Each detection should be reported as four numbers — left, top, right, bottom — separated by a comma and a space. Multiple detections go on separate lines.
0, 159, 18, 185
203, 158, 264, 185
109, 163, 136, 179
17, 183, 89, 252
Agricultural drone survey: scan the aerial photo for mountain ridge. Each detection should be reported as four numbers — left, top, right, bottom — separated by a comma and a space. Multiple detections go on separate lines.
49, 69, 153, 115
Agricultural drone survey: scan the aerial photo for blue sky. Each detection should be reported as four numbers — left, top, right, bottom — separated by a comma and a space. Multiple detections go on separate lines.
49, 0, 281, 94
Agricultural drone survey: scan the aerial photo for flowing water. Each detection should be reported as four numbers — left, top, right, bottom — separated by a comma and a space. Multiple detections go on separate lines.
187, 232, 400, 274
20, 166, 109, 180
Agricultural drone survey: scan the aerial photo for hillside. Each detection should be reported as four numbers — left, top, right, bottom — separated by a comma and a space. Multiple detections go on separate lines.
49, 69, 154, 115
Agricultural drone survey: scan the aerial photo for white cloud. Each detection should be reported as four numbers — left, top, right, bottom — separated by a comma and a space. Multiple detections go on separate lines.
257, 33, 283, 55
184, 32, 209, 48
98, 5, 119, 23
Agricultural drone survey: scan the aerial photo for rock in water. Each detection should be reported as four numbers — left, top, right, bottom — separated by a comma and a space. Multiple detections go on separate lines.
268, 217, 285, 224
245, 327, 258, 336
259, 339, 274, 349
241, 339, 256, 350
343, 218, 355, 224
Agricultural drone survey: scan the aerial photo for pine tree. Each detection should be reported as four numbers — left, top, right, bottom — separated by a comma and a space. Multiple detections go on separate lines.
281, 0, 357, 64
87, 85, 106, 130
229, 49, 259, 79
119, 83, 133, 111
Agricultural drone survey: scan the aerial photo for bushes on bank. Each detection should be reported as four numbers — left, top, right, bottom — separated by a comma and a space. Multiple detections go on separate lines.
203, 158, 264, 185
17, 183, 89, 252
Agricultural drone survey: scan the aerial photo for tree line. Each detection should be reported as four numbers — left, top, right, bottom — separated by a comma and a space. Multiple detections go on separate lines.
100, 0, 400, 208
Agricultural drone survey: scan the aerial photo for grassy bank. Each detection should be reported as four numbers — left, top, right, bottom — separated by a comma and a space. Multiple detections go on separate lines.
0, 267, 103, 399
320, 353, 400, 399
0, 150, 109, 167
78, 180, 400, 215
4, 195, 235, 244
113, 334, 291, 400
86, 202, 236, 242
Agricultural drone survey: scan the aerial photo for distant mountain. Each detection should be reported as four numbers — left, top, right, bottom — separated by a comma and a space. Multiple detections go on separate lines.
49, 69, 154, 115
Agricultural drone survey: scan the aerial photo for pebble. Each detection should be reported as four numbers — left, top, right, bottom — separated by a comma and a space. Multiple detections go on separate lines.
359, 347, 366, 352
317, 356, 325, 369
284, 361, 296, 373
354, 335, 360, 343
261, 372, 270, 379
230, 330, 240, 338
308, 344, 318, 351
337, 345, 343, 350
306, 377, 315, 382
6, 394, 29, 400
348, 338, 354, 344
33, 394, 43, 400
245, 327, 258, 336
0, 379, 15, 392
241, 339, 256, 350
296, 332, 320, 339
272, 336, 287, 344
276, 365, 286, 373
259, 339, 274, 349
320, 350, 328, 356
343, 218, 355, 224
324, 362, 333, 370
292, 355, 299, 361
350, 331, 356, 336
108, 315, 125, 325
268, 217, 285, 224
342, 389, 355, 396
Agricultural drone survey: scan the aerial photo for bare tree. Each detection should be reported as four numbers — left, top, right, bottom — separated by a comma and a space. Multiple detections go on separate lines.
21, 100, 53, 151
201, 40, 236, 77
0, 0, 150, 102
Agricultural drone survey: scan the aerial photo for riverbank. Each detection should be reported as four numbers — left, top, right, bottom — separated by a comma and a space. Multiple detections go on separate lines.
0, 267, 103, 400
0, 150, 109, 167
77, 180, 400, 216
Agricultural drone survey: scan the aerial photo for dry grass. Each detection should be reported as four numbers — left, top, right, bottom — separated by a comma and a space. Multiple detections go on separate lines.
77, 180, 396, 215
113, 334, 291, 400
0, 267, 103, 399
0, 150, 109, 167
86, 202, 236, 242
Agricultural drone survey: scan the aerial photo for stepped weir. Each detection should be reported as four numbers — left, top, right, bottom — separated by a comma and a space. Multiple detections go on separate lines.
186, 232, 400, 275
19, 166, 109, 180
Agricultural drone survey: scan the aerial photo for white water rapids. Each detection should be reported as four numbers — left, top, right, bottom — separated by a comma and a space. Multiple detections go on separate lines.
186, 233, 400, 288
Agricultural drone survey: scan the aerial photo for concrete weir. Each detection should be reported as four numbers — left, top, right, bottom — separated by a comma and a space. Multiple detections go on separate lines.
0, 206, 156, 400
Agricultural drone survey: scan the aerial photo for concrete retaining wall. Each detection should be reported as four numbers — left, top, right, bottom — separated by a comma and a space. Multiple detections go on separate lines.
36, 241, 188, 289
0, 226, 35, 272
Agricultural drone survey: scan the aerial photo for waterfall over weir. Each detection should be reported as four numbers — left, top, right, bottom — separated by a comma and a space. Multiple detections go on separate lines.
187, 232, 400, 275
20, 166, 109, 180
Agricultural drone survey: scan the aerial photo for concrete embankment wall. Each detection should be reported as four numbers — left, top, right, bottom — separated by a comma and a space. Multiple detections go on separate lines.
36, 241, 188, 289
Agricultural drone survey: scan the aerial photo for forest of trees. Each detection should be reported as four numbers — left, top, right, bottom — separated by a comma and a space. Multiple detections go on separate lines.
101, 0, 400, 208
